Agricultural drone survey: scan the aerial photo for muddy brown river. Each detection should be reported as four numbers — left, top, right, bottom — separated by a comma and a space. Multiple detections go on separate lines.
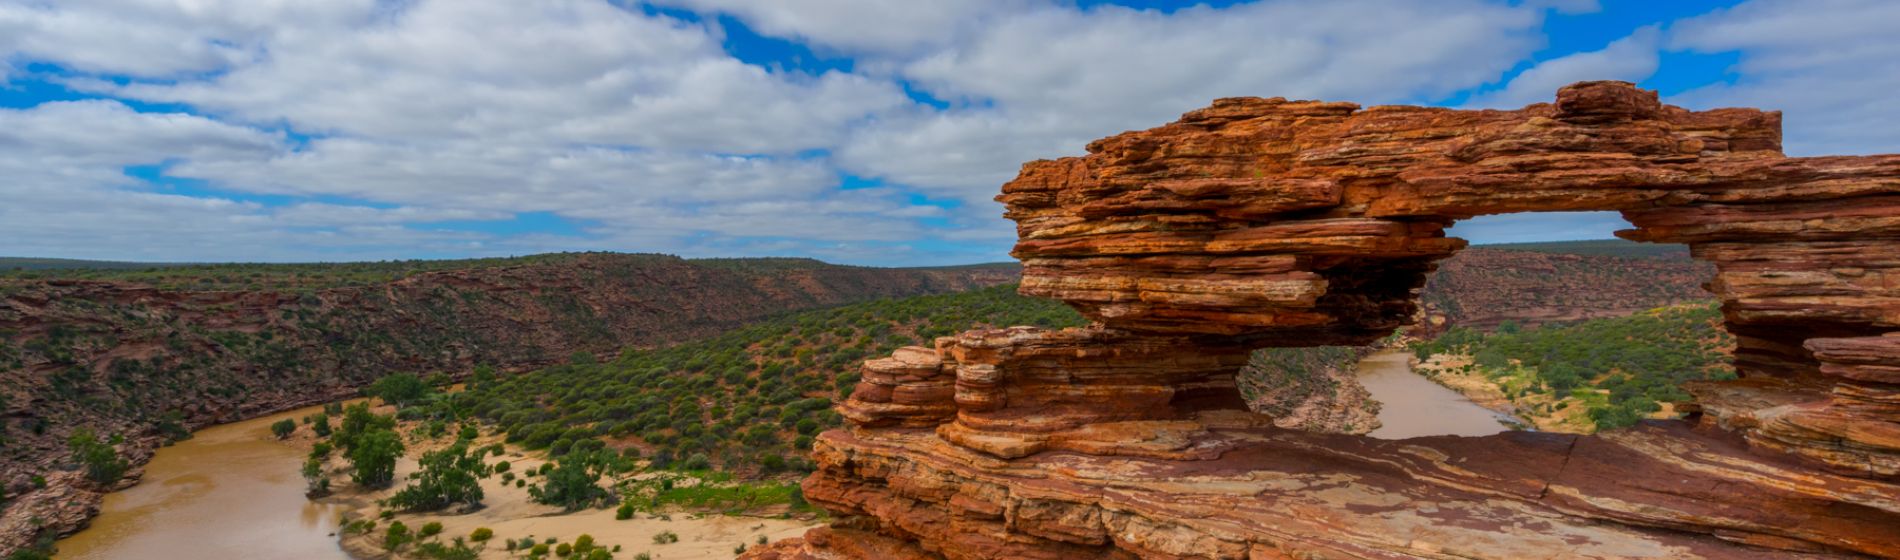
1355, 349, 1519, 439
54, 402, 351, 560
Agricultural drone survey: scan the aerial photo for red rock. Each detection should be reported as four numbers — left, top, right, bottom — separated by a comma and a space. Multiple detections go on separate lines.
746, 82, 1900, 560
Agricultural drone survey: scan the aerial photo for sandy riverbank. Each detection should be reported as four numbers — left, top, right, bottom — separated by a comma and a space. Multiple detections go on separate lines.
297, 402, 819, 560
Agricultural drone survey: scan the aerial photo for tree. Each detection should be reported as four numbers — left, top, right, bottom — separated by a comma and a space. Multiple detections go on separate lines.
348, 428, 404, 487
366, 372, 433, 408
528, 453, 611, 511
311, 412, 333, 437
67, 429, 126, 485
302, 457, 331, 498
271, 418, 297, 439
334, 403, 396, 451
388, 443, 488, 511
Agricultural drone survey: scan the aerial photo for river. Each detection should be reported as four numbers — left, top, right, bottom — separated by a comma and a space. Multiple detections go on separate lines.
53, 402, 352, 560
1355, 349, 1519, 439
52, 351, 1502, 558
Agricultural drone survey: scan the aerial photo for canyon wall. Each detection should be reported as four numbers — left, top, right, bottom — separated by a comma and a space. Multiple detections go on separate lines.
0, 253, 1013, 552
750, 82, 1900, 559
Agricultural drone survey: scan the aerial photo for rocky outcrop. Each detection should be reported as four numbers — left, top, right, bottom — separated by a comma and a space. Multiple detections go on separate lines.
751, 82, 1900, 559
0, 253, 1014, 554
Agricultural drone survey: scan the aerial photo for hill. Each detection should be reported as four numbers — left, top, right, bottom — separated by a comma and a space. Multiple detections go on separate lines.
1471, 238, 1690, 259
1417, 243, 1712, 332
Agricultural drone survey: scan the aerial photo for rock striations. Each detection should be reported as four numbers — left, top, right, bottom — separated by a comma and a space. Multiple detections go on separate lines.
747, 82, 1900, 559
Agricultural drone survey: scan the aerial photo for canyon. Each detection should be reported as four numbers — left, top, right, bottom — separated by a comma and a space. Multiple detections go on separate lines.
0, 254, 1014, 553
748, 82, 1900, 559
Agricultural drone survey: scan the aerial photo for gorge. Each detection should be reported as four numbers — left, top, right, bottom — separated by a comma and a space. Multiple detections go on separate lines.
747, 81, 1900, 559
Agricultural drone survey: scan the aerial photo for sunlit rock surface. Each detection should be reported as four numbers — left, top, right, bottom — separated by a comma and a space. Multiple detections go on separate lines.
748, 82, 1900, 559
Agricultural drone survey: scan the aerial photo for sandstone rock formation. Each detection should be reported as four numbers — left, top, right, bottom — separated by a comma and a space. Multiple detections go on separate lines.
749, 82, 1900, 559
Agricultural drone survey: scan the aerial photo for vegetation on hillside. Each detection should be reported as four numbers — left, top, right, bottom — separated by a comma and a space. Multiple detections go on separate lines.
1409, 303, 1735, 431
1473, 238, 1690, 259
0, 252, 1015, 291
388, 284, 1083, 476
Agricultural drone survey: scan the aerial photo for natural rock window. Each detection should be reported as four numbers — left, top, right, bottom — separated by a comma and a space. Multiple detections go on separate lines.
748, 82, 1900, 560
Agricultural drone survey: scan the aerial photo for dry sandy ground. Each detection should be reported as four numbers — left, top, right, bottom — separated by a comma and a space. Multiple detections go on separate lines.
302, 403, 819, 559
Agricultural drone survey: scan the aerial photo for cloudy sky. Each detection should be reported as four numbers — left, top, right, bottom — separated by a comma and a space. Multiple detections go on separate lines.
3, 0, 1897, 265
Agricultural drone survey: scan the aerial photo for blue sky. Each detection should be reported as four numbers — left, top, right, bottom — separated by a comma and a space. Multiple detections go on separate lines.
2, 0, 1897, 265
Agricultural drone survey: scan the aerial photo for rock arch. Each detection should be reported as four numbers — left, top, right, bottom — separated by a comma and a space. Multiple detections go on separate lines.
749, 82, 1900, 560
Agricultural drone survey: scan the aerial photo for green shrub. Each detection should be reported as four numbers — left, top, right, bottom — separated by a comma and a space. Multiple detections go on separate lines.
420, 521, 443, 537
387, 443, 486, 511
311, 413, 332, 436
470, 527, 494, 542
652, 530, 678, 544
383, 521, 413, 551
67, 428, 126, 484
615, 502, 635, 520
366, 372, 435, 408
270, 418, 297, 439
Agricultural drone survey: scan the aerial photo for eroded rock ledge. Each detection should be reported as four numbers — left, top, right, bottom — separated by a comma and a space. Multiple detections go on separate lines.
747, 82, 1900, 559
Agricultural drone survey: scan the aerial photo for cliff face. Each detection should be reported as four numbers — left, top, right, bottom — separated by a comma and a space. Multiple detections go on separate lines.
1420, 246, 1712, 332
750, 82, 1900, 559
0, 253, 1014, 552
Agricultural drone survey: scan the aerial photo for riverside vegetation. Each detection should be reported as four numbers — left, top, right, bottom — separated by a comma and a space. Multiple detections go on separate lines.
287, 284, 1086, 559
1409, 302, 1735, 432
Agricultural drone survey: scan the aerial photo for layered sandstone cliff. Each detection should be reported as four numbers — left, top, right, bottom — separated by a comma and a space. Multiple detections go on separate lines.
750, 82, 1900, 559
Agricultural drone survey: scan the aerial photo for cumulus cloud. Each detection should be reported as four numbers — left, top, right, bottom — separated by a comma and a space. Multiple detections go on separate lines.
1466, 26, 1661, 109
0, 100, 483, 261
0, 0, 379, 78
1667, 0, 1900, 156
16, 0, 1882, 264
835, 0, 1547, 203
78, 1, 907, 154
655, 0, 1043, 57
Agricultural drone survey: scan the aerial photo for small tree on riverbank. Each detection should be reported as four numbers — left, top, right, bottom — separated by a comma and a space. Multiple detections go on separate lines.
348, 428, 404, 487
271, 418, 297, 439
67, 428, 126, 485
366, 372, 434, 408
387, 442, 488, 511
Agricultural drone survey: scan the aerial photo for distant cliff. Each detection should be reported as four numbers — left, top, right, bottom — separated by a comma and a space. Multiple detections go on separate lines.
0, 252, 1014, 552
1418, 242, 1712, 333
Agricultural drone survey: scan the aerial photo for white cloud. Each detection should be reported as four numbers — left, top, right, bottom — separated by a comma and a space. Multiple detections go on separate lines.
837, 0, 1547, 203
1466, 26, 1661, 109
74, 0, 906, 154
13, 0, 1828, 265
0, 0, 379, 78
1667, 0, 1900, 156
654, 0, 1043, 57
